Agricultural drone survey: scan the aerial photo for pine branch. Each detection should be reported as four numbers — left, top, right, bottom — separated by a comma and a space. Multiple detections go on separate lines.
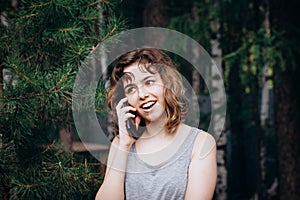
87, 0, 109, 8
1, 0, 125, 198
52, 2, 71, 10
100, 24, 117, 42
10, 64, 35, 84
48, 68, 73, 92
22, 141, 56, 164
17, 184, 39, 189
17, 13, 38, 20
78, 16, 98, 20
29, 1, 51, 9
62, 91, 72, 104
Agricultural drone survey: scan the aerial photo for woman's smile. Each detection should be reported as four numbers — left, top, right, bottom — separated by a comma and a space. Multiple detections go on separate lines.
140, 100, 157, 111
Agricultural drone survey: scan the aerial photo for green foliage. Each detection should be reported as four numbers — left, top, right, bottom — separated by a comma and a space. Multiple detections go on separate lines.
1, 141, 102, 200
168, 0, 215, 129
0, 0, 125, 199
223, 28, 294, 93
169, 0, 213, 51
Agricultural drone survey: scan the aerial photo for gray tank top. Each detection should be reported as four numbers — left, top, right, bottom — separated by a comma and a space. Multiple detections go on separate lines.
125, 127, 200, 200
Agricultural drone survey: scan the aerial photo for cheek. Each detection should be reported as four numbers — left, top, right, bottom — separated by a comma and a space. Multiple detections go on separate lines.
127, 94, 138, 106
154, 85, 164, 98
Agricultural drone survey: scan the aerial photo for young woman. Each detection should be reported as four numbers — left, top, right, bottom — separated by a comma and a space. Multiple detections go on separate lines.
95, 48, 217, 200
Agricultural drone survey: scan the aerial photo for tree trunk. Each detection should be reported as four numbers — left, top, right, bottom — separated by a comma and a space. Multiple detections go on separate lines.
0, 65, 3, 113
0, 64, 6, 200
227, 59, 247, 200
143, 0, 168, 27
274, 67, 300, 200
270, 0, 300, 199
210, 10, 227, 199
142, 0, 169, 47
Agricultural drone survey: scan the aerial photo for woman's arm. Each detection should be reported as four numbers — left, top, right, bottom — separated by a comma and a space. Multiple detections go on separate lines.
95, 137, 131, 200
184, 132, 217, 200
96, 98, 136, 200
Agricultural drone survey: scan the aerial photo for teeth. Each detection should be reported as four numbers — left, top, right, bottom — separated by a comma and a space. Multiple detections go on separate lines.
142, 101, 155, 109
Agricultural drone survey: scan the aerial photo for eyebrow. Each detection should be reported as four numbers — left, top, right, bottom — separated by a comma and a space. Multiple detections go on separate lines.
142, 75, 155, 82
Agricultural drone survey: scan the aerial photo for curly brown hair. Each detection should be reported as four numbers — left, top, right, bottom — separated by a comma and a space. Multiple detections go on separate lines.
107, 48, 188, 135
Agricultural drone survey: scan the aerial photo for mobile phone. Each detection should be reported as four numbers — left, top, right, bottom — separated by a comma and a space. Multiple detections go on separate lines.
123, 102, 146, 139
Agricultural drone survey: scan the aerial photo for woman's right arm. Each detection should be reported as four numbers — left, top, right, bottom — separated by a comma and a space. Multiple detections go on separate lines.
95, 137, 131, 200
95, 98, 136, 200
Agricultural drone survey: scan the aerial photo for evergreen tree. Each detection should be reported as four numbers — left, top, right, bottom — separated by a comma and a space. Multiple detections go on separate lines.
0, 0, 125, 199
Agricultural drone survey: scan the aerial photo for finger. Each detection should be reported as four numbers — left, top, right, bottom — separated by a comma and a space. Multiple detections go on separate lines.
116, 97, 128, 109
125, 112, 135, 119
123, 106, 136, 113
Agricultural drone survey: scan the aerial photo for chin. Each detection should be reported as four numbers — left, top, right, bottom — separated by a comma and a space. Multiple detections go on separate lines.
149, 111, 167, 122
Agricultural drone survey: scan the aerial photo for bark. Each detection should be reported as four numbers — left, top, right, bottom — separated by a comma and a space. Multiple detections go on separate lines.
274, 68, 300, 200
227, 58, 247, 200
0, 65, 3, 110
0, 65, 7, 200
210, 11, 227, 199
142, 0, 169, 47
270, 0, 300, 199
143, 0, 168, 27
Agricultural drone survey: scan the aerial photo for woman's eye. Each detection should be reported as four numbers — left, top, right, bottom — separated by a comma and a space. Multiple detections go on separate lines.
125, 87, 136, 94
145, 80, 154, 86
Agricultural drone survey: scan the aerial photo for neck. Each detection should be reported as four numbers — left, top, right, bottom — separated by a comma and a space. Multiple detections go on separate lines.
143, 113, 168, 138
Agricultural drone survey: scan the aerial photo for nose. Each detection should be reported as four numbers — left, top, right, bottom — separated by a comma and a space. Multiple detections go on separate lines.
138, 85, 149, 99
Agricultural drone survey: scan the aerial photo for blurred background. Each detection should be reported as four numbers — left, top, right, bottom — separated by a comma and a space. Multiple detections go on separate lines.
0, 0, 299, 199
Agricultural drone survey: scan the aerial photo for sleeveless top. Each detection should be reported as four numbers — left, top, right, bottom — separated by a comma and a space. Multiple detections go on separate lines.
125, 127, 200, 200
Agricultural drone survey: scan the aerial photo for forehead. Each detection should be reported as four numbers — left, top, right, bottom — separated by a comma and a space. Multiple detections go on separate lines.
123, 63, 155, 78
121, 63, 161, 85
124, 63, 146, 73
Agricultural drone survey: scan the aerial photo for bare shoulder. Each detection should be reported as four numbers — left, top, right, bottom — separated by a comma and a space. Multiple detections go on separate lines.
185, 128, 217, 199
191, 129, 217, 160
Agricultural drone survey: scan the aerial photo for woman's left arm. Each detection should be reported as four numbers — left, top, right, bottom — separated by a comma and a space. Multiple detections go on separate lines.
184, 132, 217, 200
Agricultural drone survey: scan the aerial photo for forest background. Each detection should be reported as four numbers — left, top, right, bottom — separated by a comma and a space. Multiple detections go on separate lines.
0, 0, 300, 200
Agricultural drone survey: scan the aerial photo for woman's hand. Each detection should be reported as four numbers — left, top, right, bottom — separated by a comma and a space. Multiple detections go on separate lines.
116, 97, 137, 149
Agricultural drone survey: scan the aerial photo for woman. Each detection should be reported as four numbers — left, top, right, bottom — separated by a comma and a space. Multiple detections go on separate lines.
95, 48, 217, 200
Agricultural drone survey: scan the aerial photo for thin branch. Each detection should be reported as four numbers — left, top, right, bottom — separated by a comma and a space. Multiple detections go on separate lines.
78, 16, 98, 21
4, 92, 45, 100
223, 46, 246, 60
58, 27, 77, 32
23, 141, 56, 163
17, 13, 38, 20
100, 25, 117, 43
49, 69, 73, 92
62, 92, 72, 104
11, 64, 35, 84
22, 55, 35, 65
18, 184, 39, 189
54, 2, 71, 10
87, 0, 108, 8
29, 1, 51, 9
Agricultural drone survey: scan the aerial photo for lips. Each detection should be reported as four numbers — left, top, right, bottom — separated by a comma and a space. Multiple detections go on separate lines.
140, 100, 157, 110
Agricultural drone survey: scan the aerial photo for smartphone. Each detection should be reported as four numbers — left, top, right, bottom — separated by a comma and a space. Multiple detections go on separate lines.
123, 102, 146, 139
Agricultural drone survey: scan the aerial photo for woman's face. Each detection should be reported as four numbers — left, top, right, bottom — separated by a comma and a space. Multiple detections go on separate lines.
122, 63, 166, 123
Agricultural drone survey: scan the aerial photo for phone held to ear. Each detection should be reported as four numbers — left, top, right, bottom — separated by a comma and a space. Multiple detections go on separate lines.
123, 102, 146, 139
